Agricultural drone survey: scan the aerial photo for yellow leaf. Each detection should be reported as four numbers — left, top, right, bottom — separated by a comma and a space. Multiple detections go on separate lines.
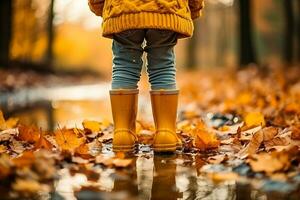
55, 128, 85, 152
244, 112, 265, 127
0, 110, 19, 131
82, 120, 102, 133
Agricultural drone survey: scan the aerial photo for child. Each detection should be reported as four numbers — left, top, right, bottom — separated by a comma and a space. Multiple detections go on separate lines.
88, 0, 204, 152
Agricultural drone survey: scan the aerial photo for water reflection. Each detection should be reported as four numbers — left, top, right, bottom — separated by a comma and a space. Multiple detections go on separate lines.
55, 149, 239, 200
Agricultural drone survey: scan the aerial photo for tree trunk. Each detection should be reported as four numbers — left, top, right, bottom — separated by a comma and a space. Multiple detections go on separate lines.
283, 0, 294, 64
238, 0, 256, 67
0, 0, 13, 67
45, 0, 55, 66
186, 21, 199, 70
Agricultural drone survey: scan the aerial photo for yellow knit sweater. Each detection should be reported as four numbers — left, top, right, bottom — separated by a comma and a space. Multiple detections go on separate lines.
88, 0, 204, 39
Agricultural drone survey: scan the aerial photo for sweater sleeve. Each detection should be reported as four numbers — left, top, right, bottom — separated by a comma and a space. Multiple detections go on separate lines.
88, 0, 105, 17
188, 0, 204, 20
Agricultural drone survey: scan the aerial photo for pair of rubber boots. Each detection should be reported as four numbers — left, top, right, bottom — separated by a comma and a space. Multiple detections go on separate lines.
110, 89, 181, 152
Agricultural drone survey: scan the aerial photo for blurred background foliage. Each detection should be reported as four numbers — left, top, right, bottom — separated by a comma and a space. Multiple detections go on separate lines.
0, 0, 299, 77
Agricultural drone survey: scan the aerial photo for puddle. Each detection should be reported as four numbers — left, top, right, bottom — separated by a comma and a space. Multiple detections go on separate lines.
2, 86, 299, 200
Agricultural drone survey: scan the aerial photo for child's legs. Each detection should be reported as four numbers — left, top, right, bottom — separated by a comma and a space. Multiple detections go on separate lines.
112, 30, 145, 89
144, 30, 178, 90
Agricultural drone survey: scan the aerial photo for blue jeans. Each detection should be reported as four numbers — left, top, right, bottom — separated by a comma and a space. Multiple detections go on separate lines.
112, 29, 178, 90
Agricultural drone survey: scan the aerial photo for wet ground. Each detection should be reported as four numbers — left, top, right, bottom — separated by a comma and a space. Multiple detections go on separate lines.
1, 84, 299, 200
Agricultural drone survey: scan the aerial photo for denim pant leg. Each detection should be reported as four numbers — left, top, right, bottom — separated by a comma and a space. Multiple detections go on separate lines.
144, 30, 178, 90
111, 30, 145, 89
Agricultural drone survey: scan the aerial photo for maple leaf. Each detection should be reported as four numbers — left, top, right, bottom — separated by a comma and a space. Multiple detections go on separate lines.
54, 128, 85, 152
0, 110, 19, 131
17, 124, 40, 143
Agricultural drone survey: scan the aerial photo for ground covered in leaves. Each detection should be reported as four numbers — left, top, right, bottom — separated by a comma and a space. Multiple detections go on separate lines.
0, 67, 300, 199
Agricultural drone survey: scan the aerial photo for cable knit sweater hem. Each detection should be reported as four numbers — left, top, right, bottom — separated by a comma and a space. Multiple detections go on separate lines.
102, 12, 194, 39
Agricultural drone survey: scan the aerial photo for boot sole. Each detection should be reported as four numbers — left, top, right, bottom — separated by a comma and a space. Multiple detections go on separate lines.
153, 143, 177, 152
113, 144, 137, 152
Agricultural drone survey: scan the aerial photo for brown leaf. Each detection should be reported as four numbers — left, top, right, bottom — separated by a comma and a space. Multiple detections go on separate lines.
291, 125, 300, 140
247, 148, 296, 173
242, 127, 278, 156
207, 154, 228, 164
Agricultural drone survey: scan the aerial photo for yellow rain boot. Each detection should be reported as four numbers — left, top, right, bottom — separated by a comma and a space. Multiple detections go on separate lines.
150, 90, 182, 152
110, 89, 138, 152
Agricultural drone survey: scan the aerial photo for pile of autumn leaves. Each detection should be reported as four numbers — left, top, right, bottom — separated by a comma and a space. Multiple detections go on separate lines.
0, 67, 300, 197
0, 114, 133, 197
177, 67, 300, 186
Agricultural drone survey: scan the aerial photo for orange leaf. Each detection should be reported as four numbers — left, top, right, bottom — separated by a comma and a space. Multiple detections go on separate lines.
55, 128, 85, 152
33, 132, 53, 150
74, 143, 93, 159
192, 124, 220, 150
17, 125, 40, 143
12, 151, 35, 168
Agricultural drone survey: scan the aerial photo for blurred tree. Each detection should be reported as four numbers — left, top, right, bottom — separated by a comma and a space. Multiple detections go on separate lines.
283, 0, 300, 64
186, 22, 199, 69
238, 0, 257, 66
0, 0, 13, 66
45, 0, 55, 66
283, 0, 294, 64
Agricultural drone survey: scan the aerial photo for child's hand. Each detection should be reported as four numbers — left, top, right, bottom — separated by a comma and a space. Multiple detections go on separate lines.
88, 0, 105, 17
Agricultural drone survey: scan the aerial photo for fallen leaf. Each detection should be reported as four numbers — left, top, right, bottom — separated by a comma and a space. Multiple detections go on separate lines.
55, 128, 85, 152
0, 128, 18, 141
74, 143, 94, 159
207, 154, 228, 164
82, 120, 102, 134
17, 125, 40, 143
291, 125, 300, 140
12, 151, 35, 168
247, 150, 292, 173
0, 110, 19, 131
12, 179, 51, 194
242, 127, 278, 156
33, 132, 54, 150
0, 154, 13, 179
244, 112, 266, 127
191, 123, 220, 150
